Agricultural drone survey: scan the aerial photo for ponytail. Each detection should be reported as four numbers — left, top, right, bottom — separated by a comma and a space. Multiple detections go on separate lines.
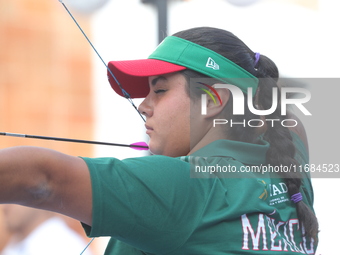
255, 54, 319, 240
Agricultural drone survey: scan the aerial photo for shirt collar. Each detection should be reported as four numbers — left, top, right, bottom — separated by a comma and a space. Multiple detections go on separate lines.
190, 138, 269, 165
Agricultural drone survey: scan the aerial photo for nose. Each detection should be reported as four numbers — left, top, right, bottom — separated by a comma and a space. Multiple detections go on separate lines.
138, 96, 153, 118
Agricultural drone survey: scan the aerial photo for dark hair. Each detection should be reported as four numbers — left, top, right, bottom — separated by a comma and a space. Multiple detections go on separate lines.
173, 27, 318, 240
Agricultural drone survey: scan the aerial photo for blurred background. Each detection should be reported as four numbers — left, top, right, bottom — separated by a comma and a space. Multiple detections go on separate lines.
0, 0, 339, 254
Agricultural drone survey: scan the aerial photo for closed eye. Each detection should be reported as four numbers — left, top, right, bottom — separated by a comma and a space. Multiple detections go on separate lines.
154, 89, 167, 94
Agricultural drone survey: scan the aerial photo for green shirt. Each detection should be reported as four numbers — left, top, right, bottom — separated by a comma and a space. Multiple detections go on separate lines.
81, 133, 316, 254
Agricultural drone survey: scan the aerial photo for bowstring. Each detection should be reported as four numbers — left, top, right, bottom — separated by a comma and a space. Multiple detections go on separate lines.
57, 1, 145, 254
80, 237, 95, 255
58, 0, 145, 123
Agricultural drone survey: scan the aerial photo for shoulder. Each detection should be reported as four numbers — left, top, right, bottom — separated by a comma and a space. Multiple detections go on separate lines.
82, 155, 191, 182
82, 156, 217, 252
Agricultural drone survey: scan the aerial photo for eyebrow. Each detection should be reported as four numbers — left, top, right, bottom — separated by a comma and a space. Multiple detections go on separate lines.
151, 76, 167, 86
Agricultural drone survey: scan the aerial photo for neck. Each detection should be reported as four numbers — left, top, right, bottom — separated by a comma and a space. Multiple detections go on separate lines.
188, 124, 228, 155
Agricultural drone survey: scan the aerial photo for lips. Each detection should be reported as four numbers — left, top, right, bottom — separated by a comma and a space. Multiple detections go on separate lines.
145, 124, 154, 135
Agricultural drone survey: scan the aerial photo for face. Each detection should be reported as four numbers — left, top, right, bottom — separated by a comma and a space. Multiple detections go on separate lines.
138, 72, 194, 157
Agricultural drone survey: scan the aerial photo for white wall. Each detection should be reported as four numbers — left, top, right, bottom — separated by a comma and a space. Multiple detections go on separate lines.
90, 0, 340, 253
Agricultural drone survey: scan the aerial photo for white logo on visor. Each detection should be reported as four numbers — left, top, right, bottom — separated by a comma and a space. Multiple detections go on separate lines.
206, 57, 220, 70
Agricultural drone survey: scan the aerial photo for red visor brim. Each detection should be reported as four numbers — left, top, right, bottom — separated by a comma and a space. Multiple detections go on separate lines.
108, 59, 186, 98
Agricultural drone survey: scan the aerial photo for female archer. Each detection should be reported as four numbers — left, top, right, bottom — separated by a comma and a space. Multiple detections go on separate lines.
0, 27, 318, 254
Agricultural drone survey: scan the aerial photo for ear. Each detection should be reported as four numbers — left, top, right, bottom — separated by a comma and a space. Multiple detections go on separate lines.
202, 84, 231, 119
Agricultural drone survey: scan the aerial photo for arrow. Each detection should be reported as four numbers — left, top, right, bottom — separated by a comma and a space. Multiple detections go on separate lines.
0, 132, 149, 151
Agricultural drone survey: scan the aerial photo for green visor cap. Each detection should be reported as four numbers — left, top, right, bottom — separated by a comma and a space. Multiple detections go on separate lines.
148, 36, 259, 96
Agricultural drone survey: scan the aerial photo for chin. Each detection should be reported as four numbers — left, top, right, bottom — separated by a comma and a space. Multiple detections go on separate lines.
148, 141, 189, 157
147, 142, 162, 156
148, 144, 172, 157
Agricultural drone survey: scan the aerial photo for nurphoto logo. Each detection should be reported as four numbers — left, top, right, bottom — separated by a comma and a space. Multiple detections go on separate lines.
200, 84, 311, 128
